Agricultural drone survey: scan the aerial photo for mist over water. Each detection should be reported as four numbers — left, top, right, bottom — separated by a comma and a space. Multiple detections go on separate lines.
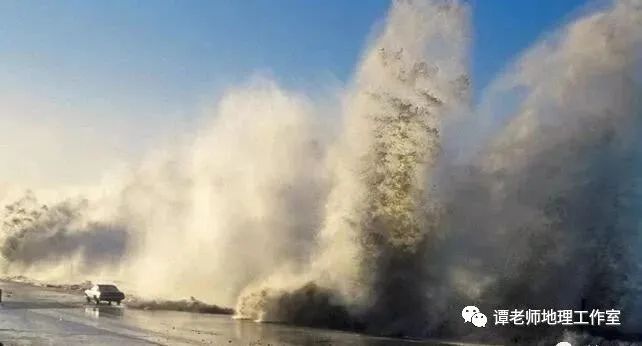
2, 0, 642, 342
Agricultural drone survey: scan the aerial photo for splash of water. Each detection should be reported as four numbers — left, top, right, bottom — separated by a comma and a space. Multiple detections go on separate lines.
1, 0, 641, 343
431, 0, 642, 340
0, 192, 128, 279
234, 0, 469, 335
1, 80, 328, 304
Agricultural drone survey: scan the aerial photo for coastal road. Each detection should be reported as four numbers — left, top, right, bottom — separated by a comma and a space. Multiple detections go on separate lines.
0, 280, 451, 346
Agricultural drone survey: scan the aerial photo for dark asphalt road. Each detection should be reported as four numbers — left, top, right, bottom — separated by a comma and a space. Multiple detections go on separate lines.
0, 280, 459, 346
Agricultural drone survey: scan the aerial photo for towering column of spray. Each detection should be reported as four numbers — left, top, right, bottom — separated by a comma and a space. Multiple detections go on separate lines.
439, 0, 642, 341
338, 0, 469, 334
235, 0, 470, 336
5, 0, 642, 343
482, 0, 642, 335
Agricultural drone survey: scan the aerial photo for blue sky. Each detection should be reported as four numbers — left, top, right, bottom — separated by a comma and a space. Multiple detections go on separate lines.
1, 0, 588, 105
0, 0, 588, 188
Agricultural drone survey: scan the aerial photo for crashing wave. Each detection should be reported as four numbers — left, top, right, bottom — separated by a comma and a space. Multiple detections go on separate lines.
2, 0, 642, 343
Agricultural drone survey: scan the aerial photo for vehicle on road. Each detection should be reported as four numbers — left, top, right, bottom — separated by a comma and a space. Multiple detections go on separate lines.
84, 284, 125, 305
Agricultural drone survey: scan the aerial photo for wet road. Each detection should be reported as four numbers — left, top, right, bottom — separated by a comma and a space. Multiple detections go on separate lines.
0, 280, 452, 346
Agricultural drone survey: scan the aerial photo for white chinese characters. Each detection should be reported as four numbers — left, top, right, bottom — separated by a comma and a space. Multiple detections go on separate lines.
492, 309, 621, 326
